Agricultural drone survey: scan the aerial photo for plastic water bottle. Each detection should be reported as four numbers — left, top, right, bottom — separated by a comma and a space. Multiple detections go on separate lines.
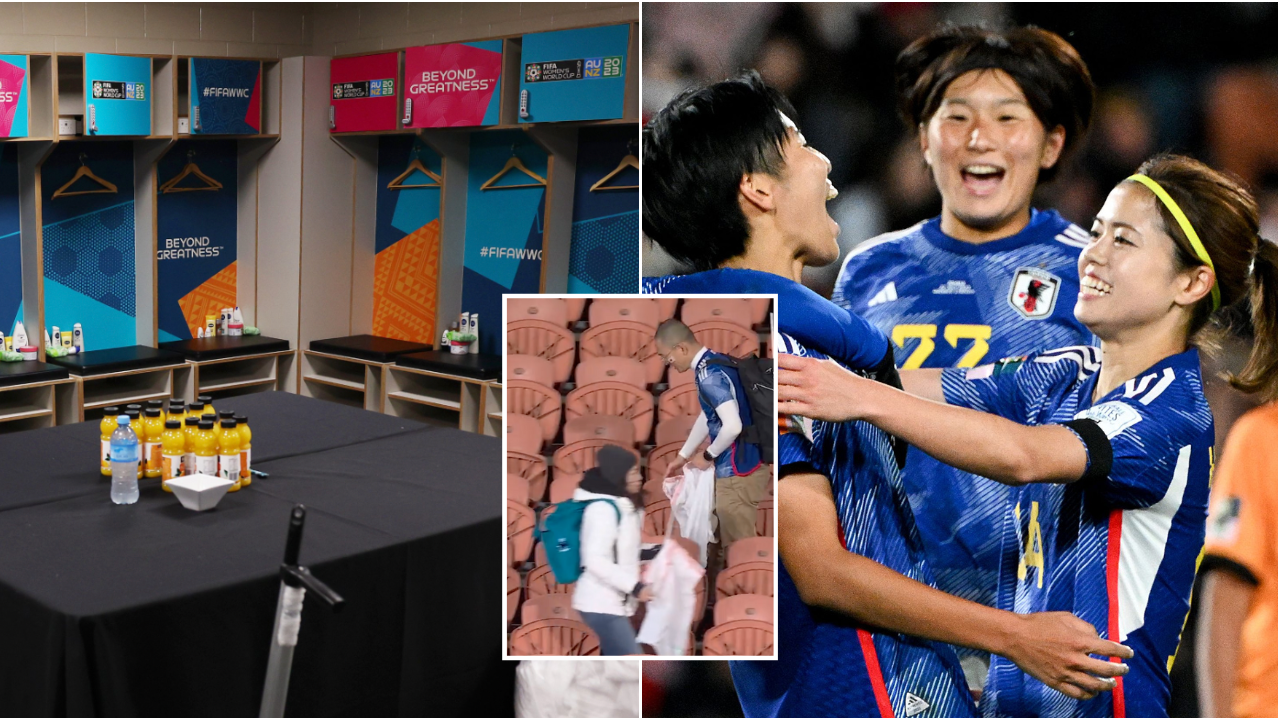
110, 415, 141, 505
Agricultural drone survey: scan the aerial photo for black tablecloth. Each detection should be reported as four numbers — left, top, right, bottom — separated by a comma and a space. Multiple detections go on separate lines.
0, 392, 512, 718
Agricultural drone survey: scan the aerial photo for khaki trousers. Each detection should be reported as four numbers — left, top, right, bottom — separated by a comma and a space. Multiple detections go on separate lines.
715, 463, 772, 548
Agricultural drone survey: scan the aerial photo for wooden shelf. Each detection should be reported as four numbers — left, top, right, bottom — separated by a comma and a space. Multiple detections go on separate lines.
0, 404, 53, 423
387, 390, 461, 411
302, 373, 364, 392
83, 389, 172, 411
200, 376, 279, 393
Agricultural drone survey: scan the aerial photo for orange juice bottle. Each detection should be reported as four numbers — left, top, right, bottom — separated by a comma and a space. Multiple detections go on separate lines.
167, 399, 184, 424
183, 415, 201, 476
193, 419, 219, 477
215, 410, 235, 442
235, 414, 252, 486
219, 419, 242, 491
125, 409, 142, 472
200, 395, 216, 419
160, 419, 184, 492
142, 408, 165, 479
100, 406, 120, 476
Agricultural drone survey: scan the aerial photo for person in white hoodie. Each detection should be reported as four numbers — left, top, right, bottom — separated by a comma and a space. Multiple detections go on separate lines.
571, 444, 653, 655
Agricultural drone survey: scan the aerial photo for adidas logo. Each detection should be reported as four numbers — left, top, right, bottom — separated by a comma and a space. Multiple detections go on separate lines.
868, 281, 897, 306
932, 279, 975, 295
905, 692, 930, 716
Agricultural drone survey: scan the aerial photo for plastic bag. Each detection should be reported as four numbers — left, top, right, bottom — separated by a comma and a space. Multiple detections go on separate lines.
664, 464, 716, 566
636, 538, 705, 656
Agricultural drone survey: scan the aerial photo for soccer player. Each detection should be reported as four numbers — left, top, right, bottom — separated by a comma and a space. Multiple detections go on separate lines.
643, 72, 1129, 717
778, 154, 1278, 717
832, 27, 1097, 650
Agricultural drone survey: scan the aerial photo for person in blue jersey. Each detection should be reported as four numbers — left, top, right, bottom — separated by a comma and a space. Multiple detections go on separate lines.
832, 29, 1098, 671
779, 154, 1278, 718
642, 72, 1130, 718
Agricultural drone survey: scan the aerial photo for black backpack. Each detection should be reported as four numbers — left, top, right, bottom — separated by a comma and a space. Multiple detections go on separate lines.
707, 355, 774, 464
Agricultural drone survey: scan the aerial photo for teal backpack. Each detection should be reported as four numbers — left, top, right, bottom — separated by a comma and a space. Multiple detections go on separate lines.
536, 498, 621, 585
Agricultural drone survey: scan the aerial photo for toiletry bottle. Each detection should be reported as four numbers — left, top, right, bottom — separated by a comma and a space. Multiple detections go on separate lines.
100, 406, 120, 476
13, 320, 27, 348
230, 307, 244, 336
469, 313, 479, 353
73, 323, 83, 350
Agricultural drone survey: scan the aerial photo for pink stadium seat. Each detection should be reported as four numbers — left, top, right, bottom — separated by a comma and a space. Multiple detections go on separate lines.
508, 379, 562, 444
667, 365, 695, 388
562, 415, 636, 448
643, 499, 672, 538
641, 478, 667, 506
507, 500, 536, 566
506, 413, 543, 455
507, 451, 548, 504
757, 499, 774, 537
508, 566, 521, 623
589, 298, 660, 328
690, 320, 761, 358
655, 414, 699, 448
657, 384, 701, 422
681, 298, 753, 329
507, 297, 569, 326
574, 357, 647, 389
656, 297, 678, 321
716, 561, 774, 599
646, 442, 684, 484
747, 298, 771, 326
534, 541, 547, 567
507, 319, 576, 384
507, 355, 556, 388
564, 382, 655, 444
565, 297, 587, 323
579, 321, 663, 385
508, 474, 530, 506
521, 593, 582, 624
549, 476, 582, 504
552, 440, 641, 493
525, 563, 574, 599
728, 537, 774, 566
509, 618, 600, 656
694, 574, 707, 627
701, 620, 773, 656
714, 594, 773, 626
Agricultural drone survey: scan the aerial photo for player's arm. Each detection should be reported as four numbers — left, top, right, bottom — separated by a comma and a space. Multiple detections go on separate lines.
667, 412, 710, 477
778, 354, 1088, 485
1196, 568, 1256, 718
779, 472, 1131, 700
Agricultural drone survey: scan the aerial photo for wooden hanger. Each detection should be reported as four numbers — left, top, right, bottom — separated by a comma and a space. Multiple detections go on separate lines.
160, 150, 223, 194
481, 145, 546, 190
387, 145, 441, 189
590, 141, 638, 191
52, 154, 119, 199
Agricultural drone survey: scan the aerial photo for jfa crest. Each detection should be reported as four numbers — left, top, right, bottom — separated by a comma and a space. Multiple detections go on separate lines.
1008, 267, 1060, 319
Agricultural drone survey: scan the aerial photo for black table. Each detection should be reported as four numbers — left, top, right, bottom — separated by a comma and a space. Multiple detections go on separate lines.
0, 392, 513, 718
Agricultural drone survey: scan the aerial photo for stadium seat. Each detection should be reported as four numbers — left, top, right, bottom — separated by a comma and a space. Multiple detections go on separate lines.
507, 297, 569, 326
643, 499, 672, 538
728, 537, 773, 566
714, 594, 773, 626
506, 413, 543, 455
589, 297, 660, 328
574, 356, 648, 389
521, 593, 582, 624
508, 566, 521, 624
509, 618, 600, 656
641, 478, 667, 506
747, 298, 771, 326
534, 541, 548, 567
646, 442, 684, 484
656, 297, 679, 321
508, 379, 562, 444
507, 355, 556, 389
701, 620, 773, 656
655, 414, 699, 448
508, 474, 530, 506
507, 451, 548, 504
565, 297, 588, 323
525, 563, 574, 599
507, 319, 576, 384
552, 440, 641, 493
549, 477, 581, 504
693, 574, 707, 627
756, 498, 774, 537
681, 298, 753, 329
657, 384, 701, 422
562, 415, 637, 448
666, 365, 695, 388
564, 382, 655, 444
507, 500, 536, 566
690, 320, 761, 358
579, 321, 664, 385
716, 561, 774, 599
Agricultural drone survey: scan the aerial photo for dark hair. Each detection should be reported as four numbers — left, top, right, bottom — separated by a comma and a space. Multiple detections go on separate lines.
896, 24, 1095, 182
642, 71, 797, 271
1125, 154, 1278, 401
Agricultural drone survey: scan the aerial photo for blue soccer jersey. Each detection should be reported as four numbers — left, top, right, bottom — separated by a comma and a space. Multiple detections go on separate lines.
833, 209, 1094, 610
941, 346, 1214, 718
694, 348, 763, 478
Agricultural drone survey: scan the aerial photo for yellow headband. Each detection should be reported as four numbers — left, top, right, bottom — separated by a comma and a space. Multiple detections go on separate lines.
1126, 173, 1220, 311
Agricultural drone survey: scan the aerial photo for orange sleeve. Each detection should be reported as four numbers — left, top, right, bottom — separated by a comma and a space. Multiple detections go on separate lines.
1204, 407, 1278, 581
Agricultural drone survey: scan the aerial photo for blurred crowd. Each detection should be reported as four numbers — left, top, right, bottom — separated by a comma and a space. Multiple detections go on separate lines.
641, 3, 1278, 717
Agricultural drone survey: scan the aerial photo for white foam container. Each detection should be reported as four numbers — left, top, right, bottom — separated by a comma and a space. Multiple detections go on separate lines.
166, 474, 234, 511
